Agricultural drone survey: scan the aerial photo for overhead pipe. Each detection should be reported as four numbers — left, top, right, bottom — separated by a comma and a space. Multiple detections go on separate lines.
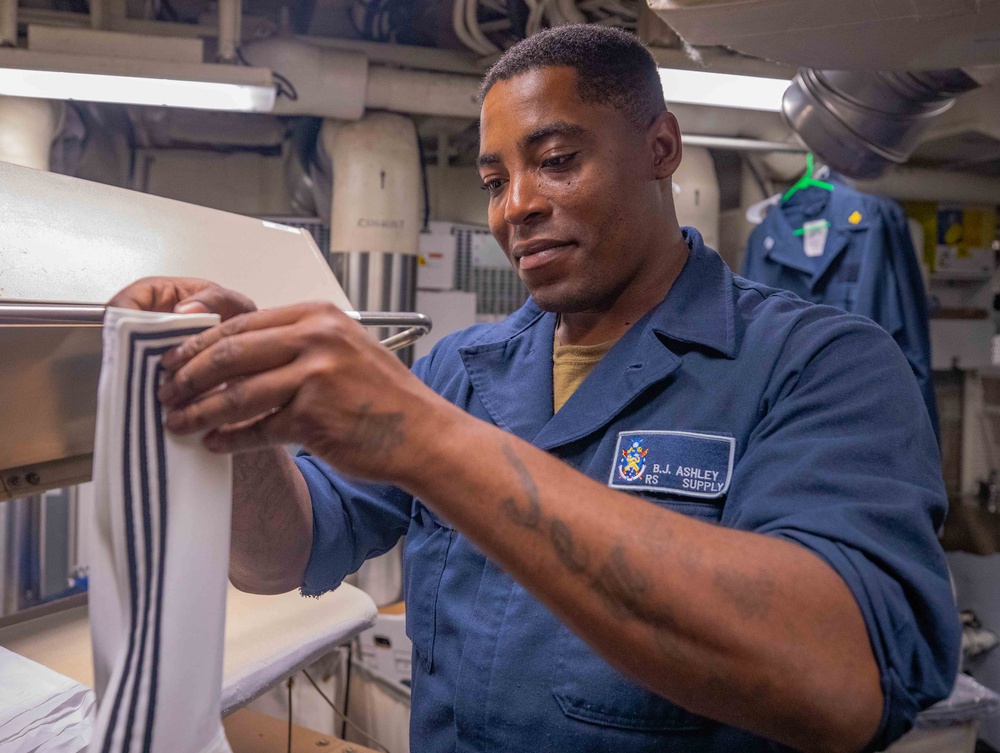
1, 0, 17, 47
217, 0, 241, 62
298, 35, 484, 76
365, 65, 481, 119
0, 97, 61, 171
242, 38, 484, 120
9, 10, 486, 74
682, 135, 806, 153
241, 39, 369, 119
856, 166, 1000, 206
240, 39, 803, 127
249, 40, 830, 136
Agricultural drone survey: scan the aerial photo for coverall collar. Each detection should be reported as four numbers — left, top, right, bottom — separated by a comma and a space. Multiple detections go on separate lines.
458, 227, 738, 450
762, 185, 871, 290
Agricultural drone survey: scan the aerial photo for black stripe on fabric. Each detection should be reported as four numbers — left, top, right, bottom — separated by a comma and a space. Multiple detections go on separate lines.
99, 327, 207, 753
121, 349, 159, 752
145, 360, 171, 753
100, 331, 143, 753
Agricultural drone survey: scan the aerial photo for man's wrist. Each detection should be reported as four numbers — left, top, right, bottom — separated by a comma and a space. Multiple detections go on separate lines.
392, 395, 475, 497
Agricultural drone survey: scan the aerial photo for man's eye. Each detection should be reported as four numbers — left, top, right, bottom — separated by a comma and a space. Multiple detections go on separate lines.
480, 178, 505, 195
542, 153, 577, 169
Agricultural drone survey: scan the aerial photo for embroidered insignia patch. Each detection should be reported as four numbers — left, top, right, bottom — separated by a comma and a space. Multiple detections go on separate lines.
617, 438, 649, 482
609, 430, 735, 499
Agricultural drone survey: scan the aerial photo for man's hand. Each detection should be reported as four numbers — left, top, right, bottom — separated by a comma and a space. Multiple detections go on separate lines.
108, 278, 322, 595
108, 276, 257, 320
157, 301, 456, 485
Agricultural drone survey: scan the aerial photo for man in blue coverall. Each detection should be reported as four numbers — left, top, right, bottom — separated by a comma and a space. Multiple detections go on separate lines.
110, 25, 959, 753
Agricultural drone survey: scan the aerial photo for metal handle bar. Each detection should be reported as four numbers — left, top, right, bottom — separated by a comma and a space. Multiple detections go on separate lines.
0, 304, 106, 324
0, 304, 432, 352
346, 311, 434, 351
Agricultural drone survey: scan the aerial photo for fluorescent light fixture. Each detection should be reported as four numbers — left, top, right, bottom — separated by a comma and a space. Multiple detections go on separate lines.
658, 68, 789, 112
0, 68, 275, 111
0, 48, 276, 113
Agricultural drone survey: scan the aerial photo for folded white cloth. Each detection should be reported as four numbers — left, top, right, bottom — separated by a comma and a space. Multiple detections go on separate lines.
88, 308, 233, 753
0, 647, 95, 753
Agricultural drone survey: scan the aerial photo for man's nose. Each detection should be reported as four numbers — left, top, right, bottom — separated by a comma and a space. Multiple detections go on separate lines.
503, 172, 549, 227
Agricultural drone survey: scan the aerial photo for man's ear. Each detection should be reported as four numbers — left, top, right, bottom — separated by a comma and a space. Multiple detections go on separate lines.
649, 111, 683, 181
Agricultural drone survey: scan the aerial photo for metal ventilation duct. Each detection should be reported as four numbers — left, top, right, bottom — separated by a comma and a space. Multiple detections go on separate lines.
782, 68, 980, 179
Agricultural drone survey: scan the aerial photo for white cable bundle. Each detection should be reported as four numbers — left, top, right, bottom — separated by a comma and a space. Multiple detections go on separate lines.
453, 0, 501, 55
88, 308, 233, 753
451, 0, 640, 56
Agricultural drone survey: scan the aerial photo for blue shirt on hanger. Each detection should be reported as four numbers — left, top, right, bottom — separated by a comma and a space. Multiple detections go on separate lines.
297, 228, 957, 753
742, 184, 939, 439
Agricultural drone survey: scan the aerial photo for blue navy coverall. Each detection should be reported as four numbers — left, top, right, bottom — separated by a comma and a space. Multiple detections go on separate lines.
743, 185, 938, 439
297, 228, 959, 752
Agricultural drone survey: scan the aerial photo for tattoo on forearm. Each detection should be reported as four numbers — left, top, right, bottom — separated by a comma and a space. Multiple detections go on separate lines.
349, 402, 405, 455
500, 444, 543, 529
593, 545, 679, 654
501, 443, 591, 571
499, 442, 675, 642
593, 546, 650, 619
713, 567, 775, 621
550, 519, 590, 574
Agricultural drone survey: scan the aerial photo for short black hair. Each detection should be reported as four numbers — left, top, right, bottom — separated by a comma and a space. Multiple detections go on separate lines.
478, 25, 666, 130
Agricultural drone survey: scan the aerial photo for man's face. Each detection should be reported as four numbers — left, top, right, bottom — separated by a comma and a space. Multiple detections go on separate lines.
478, 66, 665, 313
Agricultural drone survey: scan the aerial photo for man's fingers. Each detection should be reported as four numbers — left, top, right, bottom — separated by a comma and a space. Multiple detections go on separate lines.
161, 303, 336, 373
174, 286, 256, 320
159, 328, 302, 408
108, 277, 217, 312
108, 277, 258, 321
202, 409, 296, 455
164, 367, 299, 435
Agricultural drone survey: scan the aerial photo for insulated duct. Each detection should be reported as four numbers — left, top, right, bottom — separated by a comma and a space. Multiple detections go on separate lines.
782, 68, 981, 180
856, 166, 1000, 206
241, 38, 482, 120
0, 96, 61, 170
217, 0, 242, 63
241, 39, 369, 120
0, 0, 15, 47
323, 112, 421, 319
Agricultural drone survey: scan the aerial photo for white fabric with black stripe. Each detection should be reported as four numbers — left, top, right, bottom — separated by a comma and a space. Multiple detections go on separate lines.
89, 308, 233, 753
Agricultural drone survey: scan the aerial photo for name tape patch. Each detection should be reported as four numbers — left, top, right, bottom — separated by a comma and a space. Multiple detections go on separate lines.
609, 430, 735, 499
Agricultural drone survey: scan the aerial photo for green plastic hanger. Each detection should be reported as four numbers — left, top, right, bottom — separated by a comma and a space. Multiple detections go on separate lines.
784, 153, 835, 237
782, 153, 835, 203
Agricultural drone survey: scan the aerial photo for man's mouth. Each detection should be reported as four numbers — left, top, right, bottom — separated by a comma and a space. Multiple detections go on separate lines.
513, 240, 575, 271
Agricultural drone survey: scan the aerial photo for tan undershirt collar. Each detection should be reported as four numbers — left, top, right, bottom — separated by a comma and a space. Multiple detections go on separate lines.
552, 333, 618, 413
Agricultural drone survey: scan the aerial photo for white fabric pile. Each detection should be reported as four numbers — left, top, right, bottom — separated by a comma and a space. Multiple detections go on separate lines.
0, 647, 95, 753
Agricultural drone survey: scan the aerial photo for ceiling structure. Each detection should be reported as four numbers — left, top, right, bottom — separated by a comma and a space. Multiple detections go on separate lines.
5, 0, 1000, 178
